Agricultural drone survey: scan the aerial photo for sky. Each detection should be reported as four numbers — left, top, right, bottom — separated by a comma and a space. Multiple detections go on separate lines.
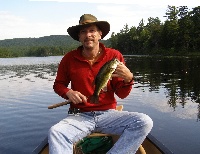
0, 0, 199, 40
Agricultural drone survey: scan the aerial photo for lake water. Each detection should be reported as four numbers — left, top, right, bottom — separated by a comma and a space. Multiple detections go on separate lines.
0, 56, 200, 154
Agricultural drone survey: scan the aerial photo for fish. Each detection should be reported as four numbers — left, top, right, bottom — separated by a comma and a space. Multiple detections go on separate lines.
89, 58, 120, 104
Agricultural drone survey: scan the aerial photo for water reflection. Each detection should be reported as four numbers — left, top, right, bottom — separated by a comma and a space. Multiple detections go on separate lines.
125, 56, 200, 121
1, 56, 200, 154
0, 64, 58, 81
1, 56, 200, 121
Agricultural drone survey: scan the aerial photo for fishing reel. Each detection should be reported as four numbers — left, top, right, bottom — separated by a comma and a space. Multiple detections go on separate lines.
68, 108, 81, 115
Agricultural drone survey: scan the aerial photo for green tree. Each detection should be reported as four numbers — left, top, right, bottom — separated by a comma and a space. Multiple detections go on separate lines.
161, 6, 179, 52
0, 48, 12, 58
176, 6, 191, 52
145, 17, 163, 52
135, 19, 149, 53
189, 6, 200, 52
110, 24, 132, 54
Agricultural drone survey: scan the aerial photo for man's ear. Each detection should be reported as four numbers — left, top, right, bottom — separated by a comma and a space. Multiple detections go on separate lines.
100, 31, 102, 36
99, 31, 102, 39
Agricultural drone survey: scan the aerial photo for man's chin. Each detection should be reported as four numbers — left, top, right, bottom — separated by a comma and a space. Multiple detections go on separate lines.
84, 46, 93, 50
84, 42, 93, 48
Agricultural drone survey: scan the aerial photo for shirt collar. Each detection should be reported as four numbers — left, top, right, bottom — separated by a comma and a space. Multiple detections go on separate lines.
73, 43, 107, 61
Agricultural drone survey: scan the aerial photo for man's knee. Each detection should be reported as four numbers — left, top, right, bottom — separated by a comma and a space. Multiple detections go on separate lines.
48, 125, 58, 138
142, 113, 153, 132
128, 112, 153, 133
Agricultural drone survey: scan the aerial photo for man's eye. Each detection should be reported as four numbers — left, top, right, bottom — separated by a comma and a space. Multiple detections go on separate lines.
90, 29, 96, 33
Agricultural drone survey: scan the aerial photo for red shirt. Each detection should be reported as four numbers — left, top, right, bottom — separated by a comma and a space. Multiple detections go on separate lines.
53, 43, 133, 111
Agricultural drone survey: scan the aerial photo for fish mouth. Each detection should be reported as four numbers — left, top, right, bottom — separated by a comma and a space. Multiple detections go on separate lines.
115, 58, 120, 62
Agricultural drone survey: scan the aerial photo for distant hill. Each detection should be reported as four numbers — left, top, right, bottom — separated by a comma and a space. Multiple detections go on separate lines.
0, 35, 80, 48
0, 35, 111, 57
0, 35, 110, 48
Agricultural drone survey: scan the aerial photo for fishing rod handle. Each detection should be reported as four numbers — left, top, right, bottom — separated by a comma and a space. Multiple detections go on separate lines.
48, 101, 70, 109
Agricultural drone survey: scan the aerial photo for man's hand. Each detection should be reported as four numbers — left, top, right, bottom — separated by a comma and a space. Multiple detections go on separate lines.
66, 90, 87, 104
112, 62, 133, 83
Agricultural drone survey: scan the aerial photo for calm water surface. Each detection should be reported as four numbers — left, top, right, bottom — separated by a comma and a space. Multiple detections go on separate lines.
0, 56, 200, 154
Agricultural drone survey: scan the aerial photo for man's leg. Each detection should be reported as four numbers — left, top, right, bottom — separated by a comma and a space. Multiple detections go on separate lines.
48, 113, 96, 154
95, 110, 153, 154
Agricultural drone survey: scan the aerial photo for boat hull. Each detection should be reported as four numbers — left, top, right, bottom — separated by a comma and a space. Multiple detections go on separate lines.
33, 133, 173, 154
34, 105, 173, 153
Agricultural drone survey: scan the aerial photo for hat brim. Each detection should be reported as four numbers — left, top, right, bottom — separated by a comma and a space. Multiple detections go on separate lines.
67, 21, 110, 41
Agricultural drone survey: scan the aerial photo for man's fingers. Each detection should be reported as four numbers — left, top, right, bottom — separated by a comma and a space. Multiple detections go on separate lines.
111, 73, 120, 78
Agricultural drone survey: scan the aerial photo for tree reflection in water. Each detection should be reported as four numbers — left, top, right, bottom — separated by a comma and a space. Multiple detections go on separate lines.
1, 56, 200, 121
125, 55, 200, 121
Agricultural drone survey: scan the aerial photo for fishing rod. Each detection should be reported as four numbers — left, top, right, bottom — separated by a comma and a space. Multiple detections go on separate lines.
48, 100, 70, 109
48, 83, 133, 109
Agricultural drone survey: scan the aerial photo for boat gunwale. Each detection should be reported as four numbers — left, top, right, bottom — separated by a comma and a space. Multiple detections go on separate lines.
32, 133, 173, 154
146, 133, 173, 154
33, 137, 48, 154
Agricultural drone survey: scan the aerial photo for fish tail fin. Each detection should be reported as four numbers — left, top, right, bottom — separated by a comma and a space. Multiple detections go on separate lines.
89, 94, 99, 104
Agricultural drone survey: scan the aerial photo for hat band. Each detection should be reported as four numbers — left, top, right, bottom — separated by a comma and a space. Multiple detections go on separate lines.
80, 20, 96, 25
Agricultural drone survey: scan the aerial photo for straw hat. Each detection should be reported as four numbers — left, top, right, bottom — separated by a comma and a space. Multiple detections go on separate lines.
67, 14, 110, 41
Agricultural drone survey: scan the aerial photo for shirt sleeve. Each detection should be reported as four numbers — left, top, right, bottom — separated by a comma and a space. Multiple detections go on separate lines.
112, 79, 134, 99
53, 56, 71, 99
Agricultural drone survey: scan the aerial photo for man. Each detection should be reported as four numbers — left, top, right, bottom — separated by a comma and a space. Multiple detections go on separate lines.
49, 14, 153, 154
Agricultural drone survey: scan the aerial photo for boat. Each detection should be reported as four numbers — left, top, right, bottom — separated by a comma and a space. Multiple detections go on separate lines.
33, 133, 173, 154
33, 105, 173, 154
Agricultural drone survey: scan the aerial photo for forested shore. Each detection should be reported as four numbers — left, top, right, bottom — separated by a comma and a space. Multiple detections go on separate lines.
0, 5, 199, 58
109, 6, 200, 55
0, 35, 81, 58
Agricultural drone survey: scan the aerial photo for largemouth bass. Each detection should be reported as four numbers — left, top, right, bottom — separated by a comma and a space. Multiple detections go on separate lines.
90, 58, 120, 104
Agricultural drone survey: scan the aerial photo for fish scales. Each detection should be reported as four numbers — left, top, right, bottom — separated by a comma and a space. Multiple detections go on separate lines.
90, 58, 120, 104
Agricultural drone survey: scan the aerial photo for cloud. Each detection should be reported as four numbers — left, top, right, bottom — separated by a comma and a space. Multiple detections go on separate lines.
96, 5, 138, 37
0, 11, 68, 40
1, 1, 199, 40
0, 11, 25, 27
96, 4, 166, 38
0, 11, 26, 39
29, 0, 200, 7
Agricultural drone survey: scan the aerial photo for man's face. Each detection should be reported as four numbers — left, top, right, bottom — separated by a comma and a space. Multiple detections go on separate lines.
78, 24, 102, 49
